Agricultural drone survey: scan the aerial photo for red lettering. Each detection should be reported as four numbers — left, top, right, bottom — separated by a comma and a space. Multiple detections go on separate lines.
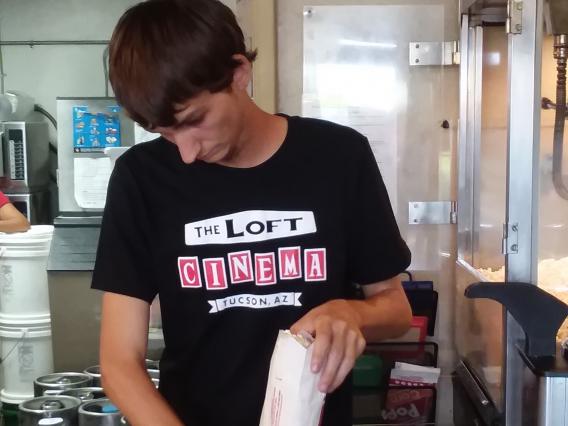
203, 258, 228, 290
255, 253, 277, 285
178, 257, 202, 288
228, 250, 254, 283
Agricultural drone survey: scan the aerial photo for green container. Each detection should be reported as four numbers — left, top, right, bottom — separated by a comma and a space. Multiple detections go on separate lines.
353, 354, 383, 388
1, 402, 19, 426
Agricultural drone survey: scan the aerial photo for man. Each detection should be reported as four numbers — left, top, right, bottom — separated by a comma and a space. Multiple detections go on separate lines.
92, 1, 412, 425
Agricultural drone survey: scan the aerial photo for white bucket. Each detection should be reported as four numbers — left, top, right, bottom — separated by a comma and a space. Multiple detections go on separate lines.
0, 225, 54, 253
0, 318, 54, 404
0, 247, 51, 319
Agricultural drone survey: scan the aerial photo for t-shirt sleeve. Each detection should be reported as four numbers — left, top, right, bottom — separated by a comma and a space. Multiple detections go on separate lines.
91, 159, 158, 303
0, 191, 10, 208
346, 137, 411, 285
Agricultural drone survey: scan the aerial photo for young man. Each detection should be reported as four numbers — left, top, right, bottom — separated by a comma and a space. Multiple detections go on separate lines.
92, 1, 412, 425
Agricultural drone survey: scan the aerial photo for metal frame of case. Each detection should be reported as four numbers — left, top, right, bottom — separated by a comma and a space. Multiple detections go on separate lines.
457, 0, 543, 424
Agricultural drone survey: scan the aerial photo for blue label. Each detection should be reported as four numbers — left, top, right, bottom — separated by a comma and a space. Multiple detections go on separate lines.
73, 105, 122, 152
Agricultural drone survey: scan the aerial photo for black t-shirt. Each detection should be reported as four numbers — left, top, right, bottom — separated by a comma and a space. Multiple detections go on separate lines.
92, 115, 411, 426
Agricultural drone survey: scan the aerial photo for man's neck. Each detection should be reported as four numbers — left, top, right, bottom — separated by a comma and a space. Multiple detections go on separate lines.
219, 102, 287, 168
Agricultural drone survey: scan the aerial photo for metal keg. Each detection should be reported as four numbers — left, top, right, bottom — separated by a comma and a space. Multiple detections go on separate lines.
60, 387, 106, 402
145, 359, 159, 371
18, 395, 82, 426
78, 399, 122, 426
146, 359, 159, 381
83, 365, 102, 387
34, 372, 93, 396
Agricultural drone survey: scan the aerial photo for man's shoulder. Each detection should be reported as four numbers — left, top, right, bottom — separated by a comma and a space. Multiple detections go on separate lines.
290, 116, 370, 160
117, 137, 173, 166
293, 116, 365, 142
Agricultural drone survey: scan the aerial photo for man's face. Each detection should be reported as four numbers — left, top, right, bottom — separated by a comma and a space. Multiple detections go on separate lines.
154, 89, 243, 164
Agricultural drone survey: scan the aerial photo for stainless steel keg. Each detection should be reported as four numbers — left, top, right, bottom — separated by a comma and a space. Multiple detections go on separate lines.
78, 399, 122, 426
60, 387, 106, 402
34, 373, 93, 396
18, 395, 82, 426
83, 365, 102, 387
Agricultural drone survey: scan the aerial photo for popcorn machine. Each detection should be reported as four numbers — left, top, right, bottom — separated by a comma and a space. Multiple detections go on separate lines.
455, 0, 568, 424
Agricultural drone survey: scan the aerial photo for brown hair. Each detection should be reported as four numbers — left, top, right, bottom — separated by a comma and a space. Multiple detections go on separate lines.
109, 0, 257, 129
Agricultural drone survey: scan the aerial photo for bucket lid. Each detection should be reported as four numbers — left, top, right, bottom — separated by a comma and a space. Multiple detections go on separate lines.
0, 325, 51, 338
0, 248, 50, 258
0, 225, 54, 239
79, 399, 121, 416
35, 373, 92, 388
19, 395, 82, 413
0, 314, 51, 326
0, 389, 34, 404
60, 387, 105, 401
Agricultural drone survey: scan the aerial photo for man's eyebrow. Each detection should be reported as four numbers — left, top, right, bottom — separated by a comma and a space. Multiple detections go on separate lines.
173, 109, 206, 128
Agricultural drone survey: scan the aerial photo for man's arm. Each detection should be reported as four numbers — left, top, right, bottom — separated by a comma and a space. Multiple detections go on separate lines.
0, 203, 30, 233
100, 292, 184, 426
290, 275, 412, 394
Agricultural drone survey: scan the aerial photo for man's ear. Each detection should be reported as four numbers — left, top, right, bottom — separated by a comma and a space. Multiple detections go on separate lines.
231, 54, 252, 92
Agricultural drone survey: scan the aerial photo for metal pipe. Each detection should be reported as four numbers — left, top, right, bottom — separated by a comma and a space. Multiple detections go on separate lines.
0, 22, 5, 93
0, 40, 108, 46
552, 34, 568, 200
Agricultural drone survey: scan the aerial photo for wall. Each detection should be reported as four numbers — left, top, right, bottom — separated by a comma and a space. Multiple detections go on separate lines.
0, 0, 238, 144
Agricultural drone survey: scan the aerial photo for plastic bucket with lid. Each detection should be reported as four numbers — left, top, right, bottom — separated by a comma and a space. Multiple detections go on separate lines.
0, 317, 53, 404
0, 226, 53, 255
0, 247, 51, 319
0, 225, 53, 319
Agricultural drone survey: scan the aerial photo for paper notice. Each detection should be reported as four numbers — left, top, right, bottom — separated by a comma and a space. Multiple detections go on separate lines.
73, 157, 112, 209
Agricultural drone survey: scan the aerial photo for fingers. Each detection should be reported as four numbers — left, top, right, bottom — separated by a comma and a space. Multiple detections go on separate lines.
310, 317, 332, 374
317, 321, 346, 393
290, 313, 315, 336
328, 331, 366, 393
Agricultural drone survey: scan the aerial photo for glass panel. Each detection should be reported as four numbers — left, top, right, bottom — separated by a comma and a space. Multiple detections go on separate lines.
456, 25, 509, 412
538, 35, 568, 342
473, 26, 508, 281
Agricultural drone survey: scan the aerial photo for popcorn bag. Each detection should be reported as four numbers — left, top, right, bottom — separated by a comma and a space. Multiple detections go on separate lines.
259, 330, 326, 426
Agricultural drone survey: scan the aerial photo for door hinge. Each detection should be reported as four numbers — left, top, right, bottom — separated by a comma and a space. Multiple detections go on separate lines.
502, 223, 519, 254
507, 0, 523, 34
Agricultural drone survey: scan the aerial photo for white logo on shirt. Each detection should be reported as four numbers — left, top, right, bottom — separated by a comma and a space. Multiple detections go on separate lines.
185, 210, 317, 245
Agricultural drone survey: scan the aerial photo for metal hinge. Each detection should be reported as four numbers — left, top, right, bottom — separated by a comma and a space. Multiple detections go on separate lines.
502, 223, 519, 254
408, 201, 457, 225
409, 41, 459, 66
453, 41, 461, 65
506, 0, 523, 34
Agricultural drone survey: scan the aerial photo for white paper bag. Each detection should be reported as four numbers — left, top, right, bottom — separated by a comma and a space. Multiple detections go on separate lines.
259, 330, 326, 426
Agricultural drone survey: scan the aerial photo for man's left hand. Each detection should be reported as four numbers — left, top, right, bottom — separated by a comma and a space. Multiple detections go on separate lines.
290, 299, 366, 394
